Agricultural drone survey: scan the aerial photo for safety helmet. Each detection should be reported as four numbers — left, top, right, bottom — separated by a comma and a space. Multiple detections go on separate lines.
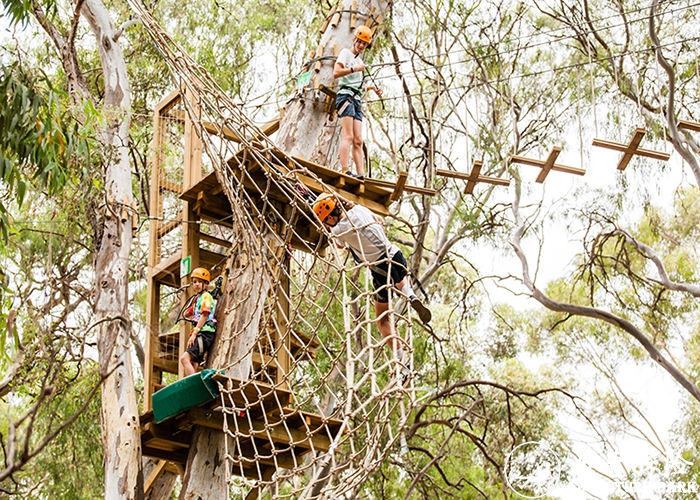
313, 194, 337, 222
355, 26, 372, 44
191, 267, 211, 283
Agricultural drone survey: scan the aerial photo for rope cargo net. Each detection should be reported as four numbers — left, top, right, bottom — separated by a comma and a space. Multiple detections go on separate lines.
131, 1, 421, 497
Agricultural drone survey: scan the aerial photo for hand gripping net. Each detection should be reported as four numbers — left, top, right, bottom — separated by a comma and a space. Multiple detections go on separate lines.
129, 1, 420, 497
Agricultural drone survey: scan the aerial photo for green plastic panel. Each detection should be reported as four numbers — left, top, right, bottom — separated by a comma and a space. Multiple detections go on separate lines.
152, 369, 222, 424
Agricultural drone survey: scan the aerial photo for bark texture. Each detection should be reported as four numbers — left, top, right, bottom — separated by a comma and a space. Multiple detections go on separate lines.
179, 235, 273, 498
82, 0, 143, 497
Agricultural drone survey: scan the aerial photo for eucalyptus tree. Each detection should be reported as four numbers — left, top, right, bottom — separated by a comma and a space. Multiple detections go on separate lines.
500, 0, 700, 399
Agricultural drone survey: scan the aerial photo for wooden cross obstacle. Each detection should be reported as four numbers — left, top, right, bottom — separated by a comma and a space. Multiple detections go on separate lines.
592, 128, 670, 170
510, 146, 586, 182
436, 160, 510, 194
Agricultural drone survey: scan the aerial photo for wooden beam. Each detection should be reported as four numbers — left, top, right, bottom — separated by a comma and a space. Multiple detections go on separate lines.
259, 117, 281, 137
198, 232, 232, 248
390, 171, 408, 201
678, 120, 700, 133
436, 162, 511, 194
154, 89, 182, 115
510, 146, 586, 177
186, 407, 333, 452
592, 128, 671, 170
144, 460, 167, 495
160, 179, 182, 195
152, 356, 178, 374
166, 109, 280, 143
363, 177, 437, 196
142, 446, 188, 464
535, 146, 562, 183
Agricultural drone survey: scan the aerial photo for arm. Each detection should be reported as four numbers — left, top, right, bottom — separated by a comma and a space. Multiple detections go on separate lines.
334, 61, 365, 79
365, 84, 384, 98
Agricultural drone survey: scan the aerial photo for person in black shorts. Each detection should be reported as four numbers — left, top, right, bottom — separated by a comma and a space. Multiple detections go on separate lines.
313, 194, 431, 362
180, 267, 217, 376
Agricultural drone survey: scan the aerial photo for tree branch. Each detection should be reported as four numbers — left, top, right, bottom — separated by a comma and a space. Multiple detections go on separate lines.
510, 183, 700, 404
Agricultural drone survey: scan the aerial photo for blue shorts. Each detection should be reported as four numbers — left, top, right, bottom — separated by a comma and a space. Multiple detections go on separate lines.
336, 93, 363, 121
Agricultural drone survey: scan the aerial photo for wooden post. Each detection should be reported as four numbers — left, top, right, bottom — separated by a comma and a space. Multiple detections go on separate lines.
592, 128, 670, 170
313, 44, 325, 73
180, 89, 203, 379
145, 90, 180, 412
389, 171, 408, 201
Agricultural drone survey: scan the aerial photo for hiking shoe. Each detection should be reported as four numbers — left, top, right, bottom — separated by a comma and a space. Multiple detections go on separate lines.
410, 296, 432, 324
343, 170, 364, 180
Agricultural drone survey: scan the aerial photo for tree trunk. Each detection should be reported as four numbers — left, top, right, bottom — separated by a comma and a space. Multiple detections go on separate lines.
179, 2, 390, 496
81, 0, 143, 498
275, 0, 391, 166
179, 235, 273, 498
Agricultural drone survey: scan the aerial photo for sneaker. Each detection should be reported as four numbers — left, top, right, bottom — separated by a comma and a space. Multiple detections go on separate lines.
409, 296, 432, 324
400, 366, 412, 385
343, 170, 365, 180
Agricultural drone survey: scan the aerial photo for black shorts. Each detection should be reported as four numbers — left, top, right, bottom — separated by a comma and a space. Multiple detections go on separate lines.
371, 251, 409, 303
186, 329, 216, 364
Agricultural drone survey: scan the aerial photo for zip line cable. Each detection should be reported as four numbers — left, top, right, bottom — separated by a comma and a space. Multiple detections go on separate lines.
234, 0, 700, 111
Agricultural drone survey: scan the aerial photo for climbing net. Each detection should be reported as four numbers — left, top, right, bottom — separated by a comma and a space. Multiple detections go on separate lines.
131, 1, 422, 497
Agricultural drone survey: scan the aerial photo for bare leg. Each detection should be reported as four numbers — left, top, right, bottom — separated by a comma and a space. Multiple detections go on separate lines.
180, 351, 198, 376
339, 116, 355, 172
374, 300, 397, 352
351, 118, 364, 176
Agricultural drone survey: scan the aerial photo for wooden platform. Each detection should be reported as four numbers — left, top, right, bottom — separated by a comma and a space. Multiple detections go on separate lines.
179, 146, 434, 252
141, 376, 344, 479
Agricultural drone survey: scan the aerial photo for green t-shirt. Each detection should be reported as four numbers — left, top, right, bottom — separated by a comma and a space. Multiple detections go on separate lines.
337, 48, 364, 96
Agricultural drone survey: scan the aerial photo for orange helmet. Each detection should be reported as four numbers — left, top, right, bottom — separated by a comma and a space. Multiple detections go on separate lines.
313, 194, 337, 222
191, 267, 211, 283
355, 26, 372, 44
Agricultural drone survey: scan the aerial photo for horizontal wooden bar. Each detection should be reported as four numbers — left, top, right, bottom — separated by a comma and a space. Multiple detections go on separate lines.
187, 407, 332, 452
363, 178, 437, 196
678, 120, 700, 133
160, 179, 182, 195
510, 155, 586, 176
436, 168, 510, 186
198, 232, 232, 248
591, 138, 671, 161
